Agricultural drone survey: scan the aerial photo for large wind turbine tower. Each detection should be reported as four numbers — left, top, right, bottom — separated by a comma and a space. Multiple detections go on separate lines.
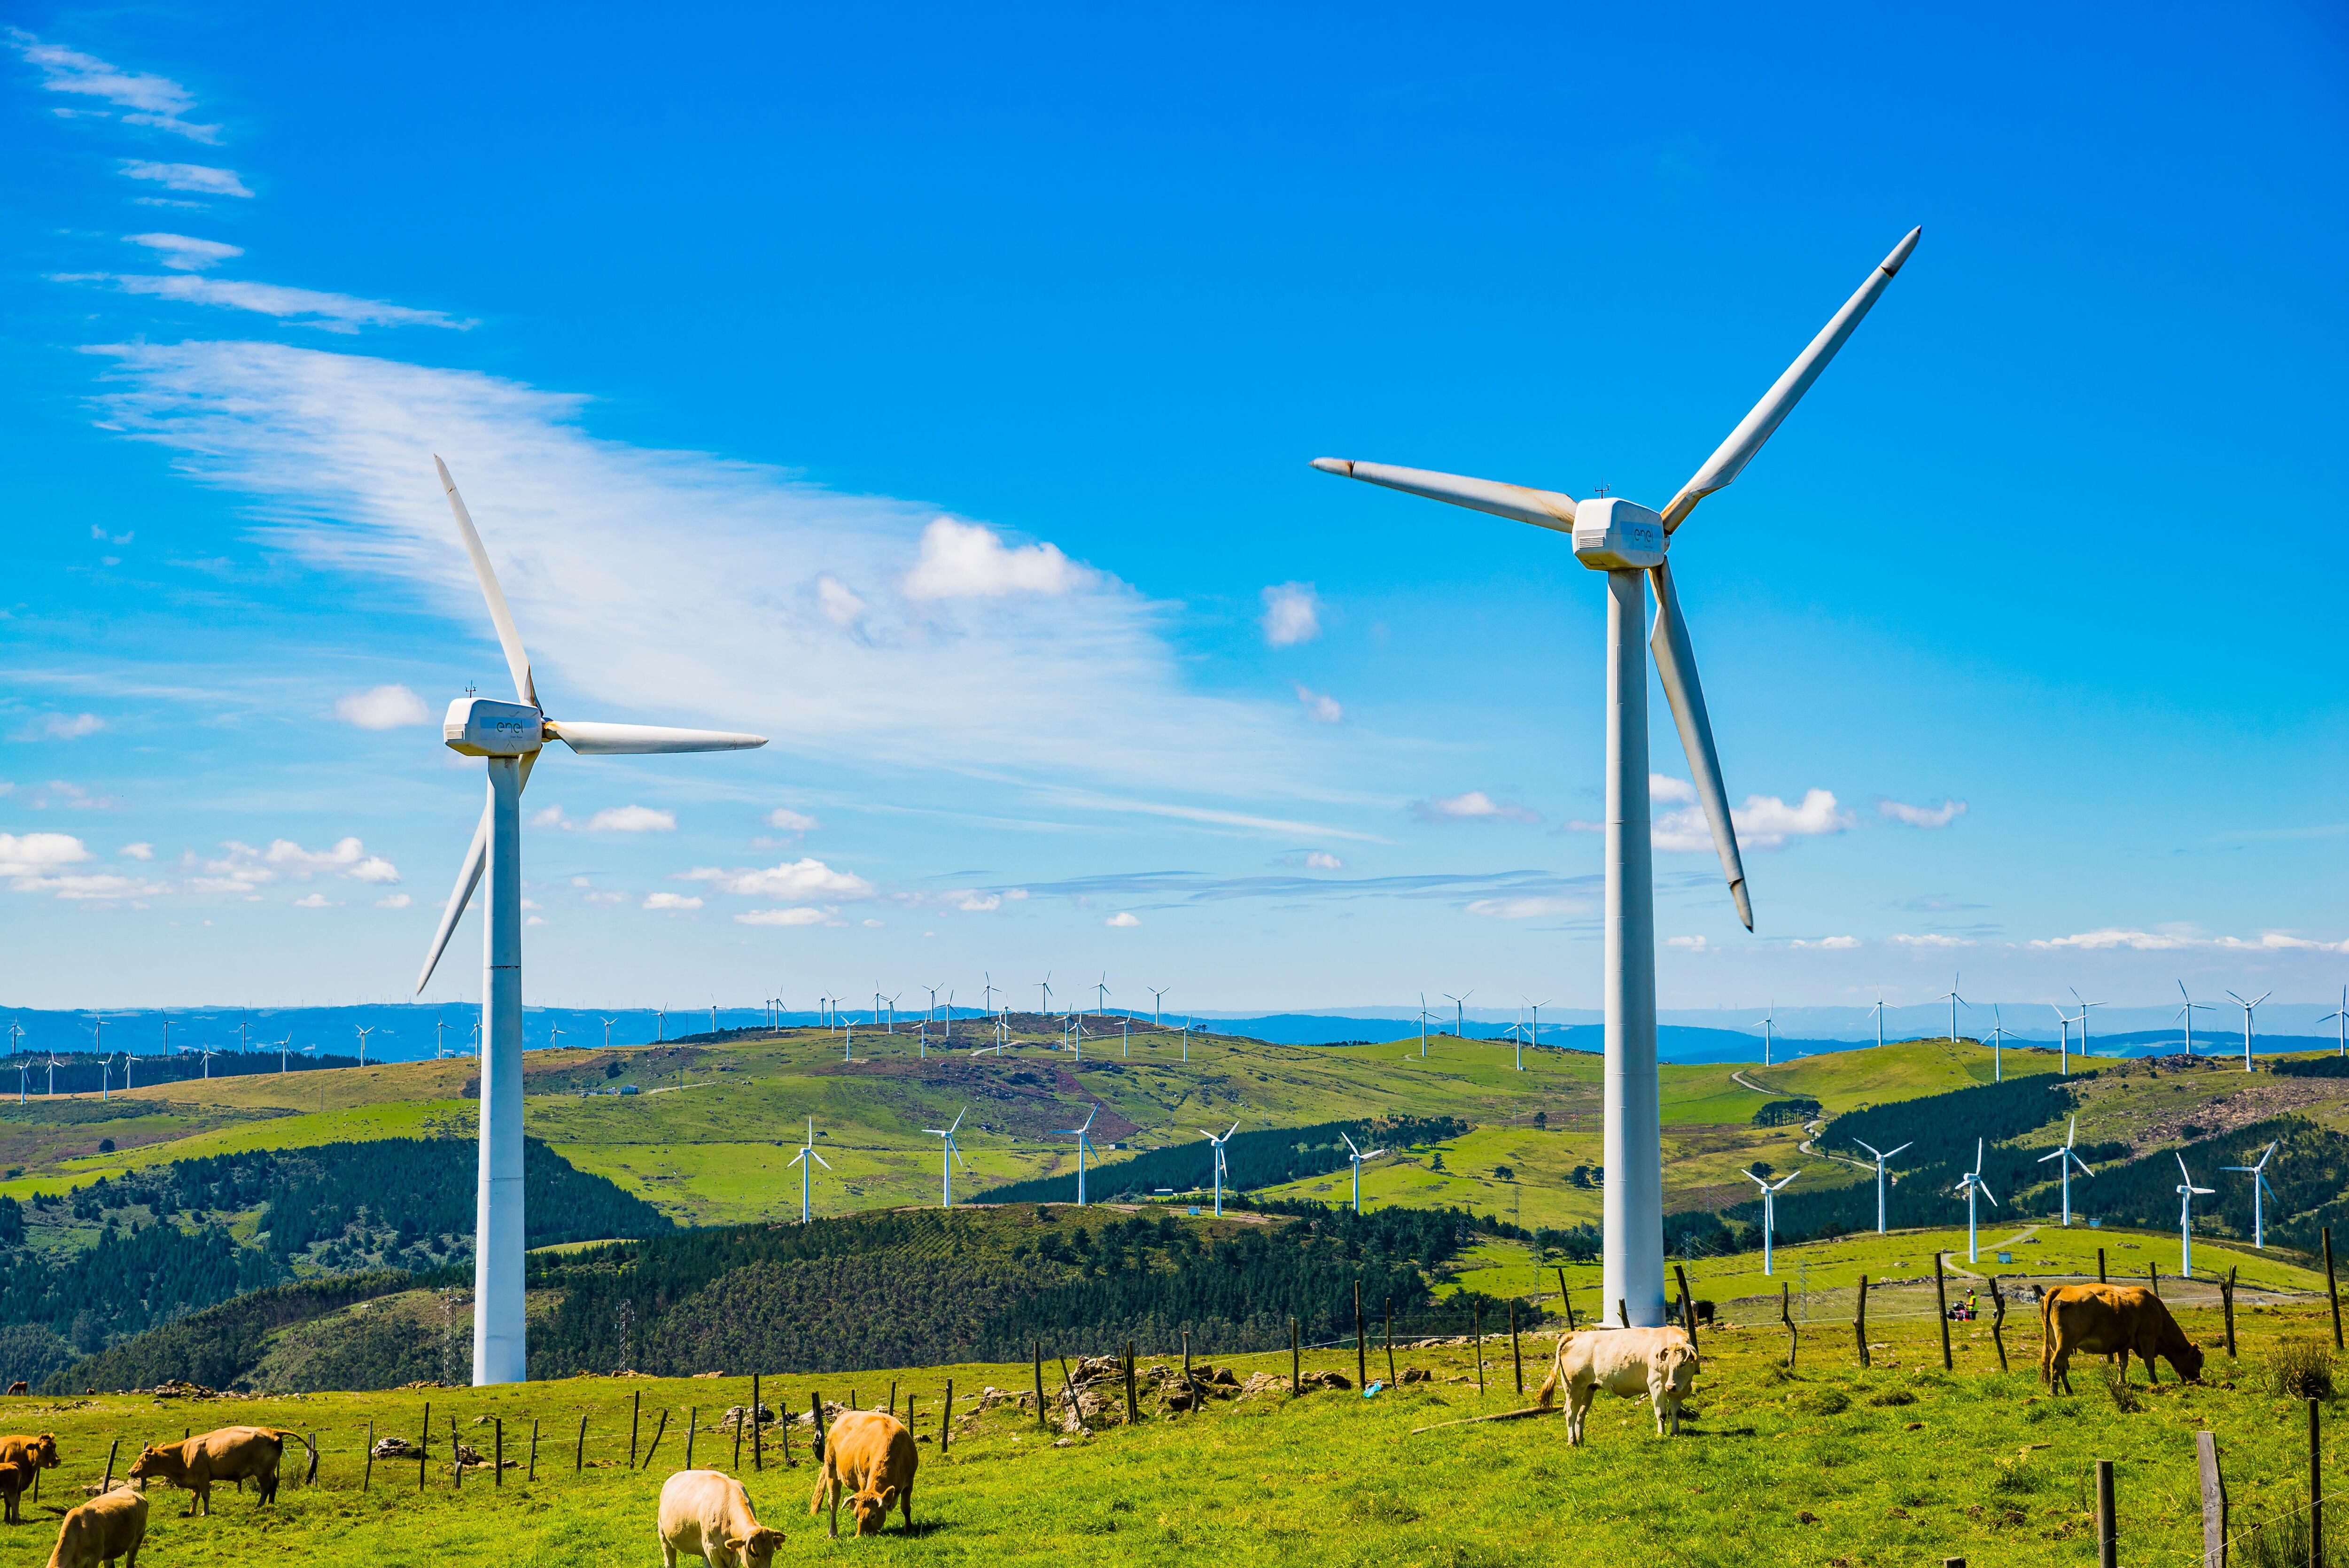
1312, 228, 1919, 1324
415, 459, 766, 1386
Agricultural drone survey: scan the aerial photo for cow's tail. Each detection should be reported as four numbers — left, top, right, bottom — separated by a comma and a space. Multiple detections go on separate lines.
1535, 1346, 1562, 1410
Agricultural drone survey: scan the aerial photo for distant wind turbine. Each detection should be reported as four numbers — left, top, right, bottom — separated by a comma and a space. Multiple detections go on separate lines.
2319, 986, 2349, 1059
1756, 1001, 1777, 1067
2071, 988, 2103, 1058
1853, 1137, 1912, 1234
1983, 1005, 2017, 1083
1037, 973, 1054, 1018
599, 1016, 617, 1049
1148, 986, 1168, 1027
355, 1025, 375, 1066
1868, 993, 1886, 1051
1200, 1121, 1240, 1217
2036, 1117, 2093, 1227
1341, 1131, 1387, 1213
2176, 981, 2214, 1057
2227, 989, 2272, 1071
2222, 1141, 2281, 1250
2175, 1153, 2215, 1277
924, 1108, 971, 1208
787, 1118, 832, 1224
1742, 1166, 1799, 1274
2050, 1005, 2077, 1077
1443, 991, 1471, 1044
1053, 1106, 1100, 1206
1953, 1138, 1997, 1264
1936, 976, 1967, 1044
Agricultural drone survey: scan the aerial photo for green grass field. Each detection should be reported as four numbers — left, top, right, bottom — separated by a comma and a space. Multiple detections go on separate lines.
5, 1247, 2343, 1568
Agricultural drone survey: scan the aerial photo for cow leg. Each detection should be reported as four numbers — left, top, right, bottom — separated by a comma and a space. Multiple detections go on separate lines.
661, 1535, 679, 1568
1567, 1382, 1595, 1446
829, 1479, 841, 1540
902, 1480, 913, 1530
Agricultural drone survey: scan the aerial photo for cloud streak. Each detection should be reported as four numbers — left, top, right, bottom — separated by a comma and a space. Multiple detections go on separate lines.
56, 273, 465, 330
14, 35, 219, 140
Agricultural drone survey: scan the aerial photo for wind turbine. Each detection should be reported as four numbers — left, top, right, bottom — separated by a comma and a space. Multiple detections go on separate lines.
655, 1007, 668, 1042
434, 1016, 451, 1058
2223, 1141, 2281, 1250
1507, 1010, 1527, 1071
2175, 1153, 2215, 1277
1853, 1137, 1912, 1234
2227, 990, 2271, 1071
1417, 994, 1433, 1058
1741, 1166, 1799, 1274
1053, 1106, 1100, 1206
2051, 1005, 2077, 1076
1314, 229, 1921, 1324
44, 1054, 61, 1097
1756, 1001, 1776, 1067
1148, 986, 1168, 1027
2176, 981, 2215, 1057
598, 1016, 617, 1048
1442, 991, 1471, 1045
2071, 988, 2103, 1059
1936, 977, 1967, 1044
2036, 1117, 2093, 1226
1199, 1121, 1240, 1217
2319, 986, 2348, 1059
1868, 993, 1887, 1050
786, 1118, 831, 1224
1037, 974, 1054, 1018
1340, 1131, 1387, 1213
1180, 1016, 1192, 1063
1983, 1005, 2017, 1083
6, 1019, 21, 1056
1953, 1138, 1997, 1264
355, 1025, 375, 1066
412, 458, 766, 1387
924, 1108, 971, 1208
548, 1020, 567, 1050
980, 973, 999, 1021
1094, 974, 1111, 1018
1527, 998, 1548, 1058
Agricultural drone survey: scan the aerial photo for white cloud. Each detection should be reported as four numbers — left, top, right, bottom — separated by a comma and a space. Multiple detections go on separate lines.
1879, 797, 1968, 829
1467, 896, 1582, 919
56, 272, 463, 331
583, 891, 626, 904
526, 914, 546, 926
1650, 783, 1855, 853
1668, 934, 1709, 949
0, 832, 93, 887
861, 917, 884, 928
902, 517, 1090, 600
2031, 928, 2193, 951
679, 857, 874, 900
816, 574, 865, 626
126, 233, 242, 271
1306, 851, 1342, 870
119, 842, 153, 859
376, 893, 412, 908
767, 807, 820, 832
334, 683, 431, 729
1105, 911, 1140, 928
1789, 935, 1862, 949
642, 892, 702, 912
585, 805, 674, 833
736, 907, 827, 926
1293, 683, 1342, 723
1891, 932, 1975, 948
83, 339, 1321, 807
194, 836, 398, 891
291, 892, 336, 908
1413, 791, 1540, 825
1260, 582, 1321, 647
118, 161, 251, 196
16, 38, 218, 140
2226, 932, 2349, 953
26, 713, 103, 739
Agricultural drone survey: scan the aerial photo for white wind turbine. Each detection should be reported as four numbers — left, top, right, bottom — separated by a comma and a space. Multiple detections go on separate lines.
1442, 991, 1471, 1045
1315, 228, 1920, 1324
1983, 1005, 2018, 1083
1527, 998, 1548, 1057
1417, 994, 1434, 1059
2175, 1153, 2216, 1277
1953, 1138, 1998, 1264
412, 458, 766, 1387
1742, 1166, 1799, 1274
2222, 1140, 2281, 1250
2227, 989, 2271, 1071
2318, 986, 2348, 1059
2177, 981, 2215, 1057
1148, 986, 1168, 1028
1936, 977, 1967, 1044
1852, 1137, 1913, 1234
355, 1025, 375, 1066
925, 1107, 971, 1208
2050, 1004, 2077, 1077
2071, 988, 2104, 1059
1756, 1001, 1776, 1067
1200, 1121, 1240, 1217
598, 1016, 617, 1048
1053, 1105, 1100, 1206
787, 1118, 832, 1225
2037, 1117, 2094, 1226
1180, 1016, 1193, 1063
1340, 1130, 1387, 1213
1868, 993, 1887, 1050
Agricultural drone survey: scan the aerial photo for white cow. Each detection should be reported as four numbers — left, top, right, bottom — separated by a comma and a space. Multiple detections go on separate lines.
1535, 1326, 1700, 1444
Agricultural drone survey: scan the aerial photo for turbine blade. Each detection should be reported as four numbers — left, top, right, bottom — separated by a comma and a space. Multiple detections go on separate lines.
436, 457, 536, 707
547, 720, 769, 755
1308, 458, 1577, 533
1648, 559, 1750, 929
1658, 228, 1920, 533
813, 1151, 830, 1169
414, 787, 491, 994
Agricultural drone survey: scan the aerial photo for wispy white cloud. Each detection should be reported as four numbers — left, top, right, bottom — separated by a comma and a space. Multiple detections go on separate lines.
903, 517, 1092, 599
2030, 926, 2349, 954
119, 842, 153, 860
1467, 895, 1584, 919
1105, 911, 1140, 927
1306, 851, 1342, 870
14, 35, 219, 140
126, 233, 241, 270
19, 712, 103, 740
766, 807, 819, 833
118, 160, 250, 196
1879, 797, 1968, 829
680, 857, 874, 900
1789, 935, 1862, 949
1646, 777, 1854, 852
1668, 934, 1709, 949
529, 804, 677, 833
189, 836, 398, 892
1413, 790, 1540, 825
376, 893, 412, 908
735, 906, 826, 926
1890, 932, 1975, 948
1260, 582, 1322, 647
642, 892, 701, 912
291, 892, 336, 908
1293, 683, 1342, 723
334, 683, 430, 729
55, 273, 464, 331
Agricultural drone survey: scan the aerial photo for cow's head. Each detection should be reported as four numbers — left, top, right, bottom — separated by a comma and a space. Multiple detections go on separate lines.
727, 1525, 785, 1567
30, 1434, 57, 1468
849, 1485, 897, 1535
2171, 1340, 2208, 1383
125, 1446, 168, 1482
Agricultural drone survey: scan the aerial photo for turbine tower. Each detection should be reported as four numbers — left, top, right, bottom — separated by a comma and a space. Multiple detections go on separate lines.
1954, 1138, 1997, 1264
2176, 980, 2214, 1056
1200, 1121, 1240, 1216
1148, 986, 1168, 1027
2071, 988, 2104, 1059
1742, 1166, 1799, 1274
1756, 1001, 1776, 1067
1341, 1130, 1387, 1213
1443, 991, 1471, 1045
924, 1108, 971, 1208
1313, 228, 1920, 1324
414, 458, 766, 1386
2318, 986, 2348, 1059
1868, 993, 1887, 1050
2175, 1153, 2215, 1277
1983, 1005, 2017, 1083
1852, 1137, 1912, 1234
2222, 1140, 2280, 1250
2227, 990, 2271, 1071
1936, 976, 1967, 1044
786, 1117, 831, 1224
2036, 1117, 2093, 1226
1053, 1105, 1100, 1206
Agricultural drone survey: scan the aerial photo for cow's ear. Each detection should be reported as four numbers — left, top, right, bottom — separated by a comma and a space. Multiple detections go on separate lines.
876, 1485, 898, 1507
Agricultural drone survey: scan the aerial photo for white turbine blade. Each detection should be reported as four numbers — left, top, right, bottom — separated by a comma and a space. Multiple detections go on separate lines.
1773, 1171, 1800, 1190
812, 1149, 832, 1170
436, 456, 536, 707
1648, 559, 1750, 929
1885, 1143, 1912, 1159
1854, 1138, 1882, 1159
2070, 1153, 2094, 1178
414, 790, 491, 994
1308, 458, 1577, 533
1224, 1121, 1241, 1141
2038, 1147, 2065, 1164
1364, 1148, 1387, 1160
788, 1148, 809, 1168
1981, 1184, 1999, 1207
1658, 228, 1921, 533
547, 721, 768, 755
950, 1107, 966, 1133
1341, 1132, 1361, 1157
2177, 1152, 2192, 1181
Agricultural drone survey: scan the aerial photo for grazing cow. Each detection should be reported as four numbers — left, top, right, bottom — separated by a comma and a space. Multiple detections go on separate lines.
2041, 1283, 2205, 1392
658, 1468, 784, 1568
6, 1383, 26, 1396
0, 1433, 59, 1475
0, 1458, 32, 1526
1536, 1326, 1701, 1444
125, 1427, 300, 1516
808, 1411, 917, 1537
45, 1487, 145, 1568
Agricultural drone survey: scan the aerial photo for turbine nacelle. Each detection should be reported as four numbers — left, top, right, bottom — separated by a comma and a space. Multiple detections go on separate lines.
1570, 497, 1667, 572
443, 697, 545, 758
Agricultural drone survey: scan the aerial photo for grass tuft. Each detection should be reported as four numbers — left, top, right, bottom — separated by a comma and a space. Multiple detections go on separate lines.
2267, 1336, 2337, 1400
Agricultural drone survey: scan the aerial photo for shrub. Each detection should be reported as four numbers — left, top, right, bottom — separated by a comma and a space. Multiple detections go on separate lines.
2269, 1337, 2338, 1400
1867, 1389, 1917, 1407
2104, 1369, 2144, 1414
1801, 1389, 1850, 1415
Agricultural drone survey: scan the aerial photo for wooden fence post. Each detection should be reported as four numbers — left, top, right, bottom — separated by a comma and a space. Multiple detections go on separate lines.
2097, 1246, 2107, 1284
809, 1391, 828, 1464
101, 1437, 118, 1493
1556, 1266, 1574, 1330
494, 1416, 504, 1488
1385, 1299, 1397, 1389
2311, 1399, 2324, 1568
575, 1413, 587, 1475
2326, 1227, 2343, 1351
1509, 1298, 1523, 1396
419, 1400, 430, 1492
2149, 1261, 2160, 1299
630, 1390, 641, 1468
452, 1415, 462, 1490
1033, 1343, 1048, 1429
1474, 1300, 1486, 1397
941, 1379, 955, 1453
732, 1405, 743, 1473
1673, 1264, 1701, 1359
1780, 1283, 1797, 1368
1988, 1276, 2009, 1372
752, 1374, 763, 1471
2097, 1459, 2118, 1568
1855, 1275, 1870, 1368
2221, 1268, 2238, 1359
2197, 1429, 2226, 1568
1181, 1330, 1193, 1409
365, 1421, 374, 1492
1290, 1317, 1300, 1397
779, 1402, 793, 1469
1616, 1298, 1629, 1328
1933, 1252, 1953, 1371
684, 1407, 696, 1471
529, 1419, 538, 1483
1123, 1344, 1137, 1428
640, 1408, 669, 1472
1355, 1279, 1369, 1392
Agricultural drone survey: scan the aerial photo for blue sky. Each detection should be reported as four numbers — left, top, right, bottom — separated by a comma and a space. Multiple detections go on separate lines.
4, 1, 2346, 1017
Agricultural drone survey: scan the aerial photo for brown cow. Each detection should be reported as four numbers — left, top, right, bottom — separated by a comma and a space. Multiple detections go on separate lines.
0, 1433, 60, 1474
6, 1383, 26, 1396
658, 1468, 783, 1567
808, 1411, 917, 1537
45, 1486, 146, 1568
0, 1458, 32, 1526
2041, 1282, 2205, 1391
125, 1427, 299, 1516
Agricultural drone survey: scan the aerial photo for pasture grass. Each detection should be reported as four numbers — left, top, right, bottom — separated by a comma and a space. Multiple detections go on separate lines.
5, 1283, 2343, 1568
